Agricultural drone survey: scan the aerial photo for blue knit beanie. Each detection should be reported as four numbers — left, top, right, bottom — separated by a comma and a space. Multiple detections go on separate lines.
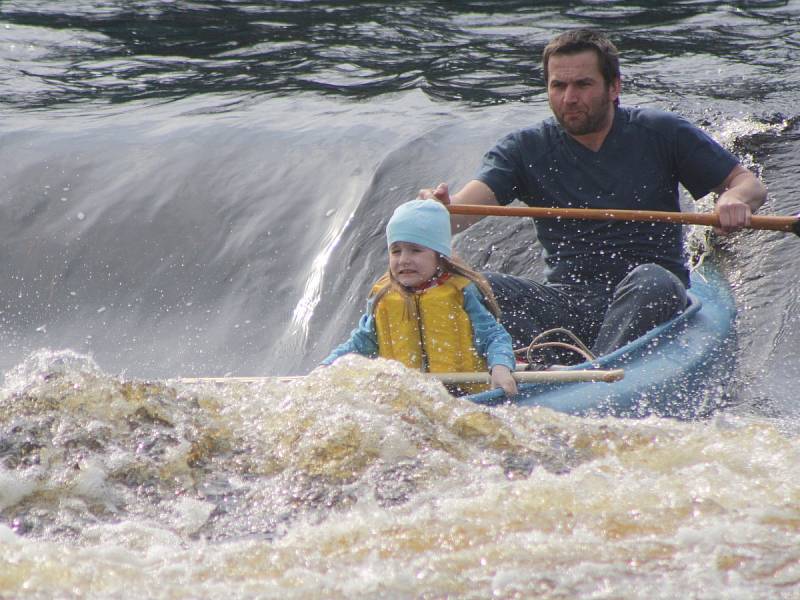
386, 199, 452, 257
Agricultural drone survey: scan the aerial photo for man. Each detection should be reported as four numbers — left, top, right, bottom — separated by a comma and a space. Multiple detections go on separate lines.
420, 28, 766, 358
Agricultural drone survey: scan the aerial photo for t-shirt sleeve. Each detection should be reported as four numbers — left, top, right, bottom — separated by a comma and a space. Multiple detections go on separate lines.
672, 116, 739, 200
321, 304, 379, 365
474, 131, 528, 206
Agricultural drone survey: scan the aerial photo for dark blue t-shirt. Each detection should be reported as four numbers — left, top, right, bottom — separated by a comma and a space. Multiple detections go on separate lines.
475, 106, 738, 287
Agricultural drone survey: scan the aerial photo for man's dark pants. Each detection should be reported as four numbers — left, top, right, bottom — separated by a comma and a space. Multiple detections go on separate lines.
485, 264, 688, 359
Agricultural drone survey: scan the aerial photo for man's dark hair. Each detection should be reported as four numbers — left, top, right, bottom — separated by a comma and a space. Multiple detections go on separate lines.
542, 29, 620, 87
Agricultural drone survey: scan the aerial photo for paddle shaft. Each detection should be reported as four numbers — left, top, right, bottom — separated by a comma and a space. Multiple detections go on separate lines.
438, 369, 624, 384
447, 204, 800, 235
178, 369, 624, 386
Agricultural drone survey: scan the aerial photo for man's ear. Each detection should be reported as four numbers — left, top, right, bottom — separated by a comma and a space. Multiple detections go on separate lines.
609, 77, 622, 103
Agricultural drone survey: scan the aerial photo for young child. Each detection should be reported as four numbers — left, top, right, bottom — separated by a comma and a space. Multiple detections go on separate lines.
322, 199, 518, 396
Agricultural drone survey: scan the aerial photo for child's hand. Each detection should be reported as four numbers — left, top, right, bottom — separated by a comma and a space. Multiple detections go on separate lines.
490, 365, 518, 396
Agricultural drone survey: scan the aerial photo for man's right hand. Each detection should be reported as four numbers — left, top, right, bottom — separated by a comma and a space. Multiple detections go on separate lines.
417, 179, 497, 231
418, 182, 451, 205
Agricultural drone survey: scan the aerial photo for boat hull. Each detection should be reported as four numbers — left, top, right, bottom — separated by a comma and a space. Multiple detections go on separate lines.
465, 265, 737, 419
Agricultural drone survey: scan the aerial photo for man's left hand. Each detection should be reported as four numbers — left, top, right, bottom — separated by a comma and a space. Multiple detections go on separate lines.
712, 165, 766, 235
715, 194, 753, 234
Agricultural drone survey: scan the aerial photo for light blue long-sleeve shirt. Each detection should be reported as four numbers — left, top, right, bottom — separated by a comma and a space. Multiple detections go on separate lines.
322, 282, 516, 372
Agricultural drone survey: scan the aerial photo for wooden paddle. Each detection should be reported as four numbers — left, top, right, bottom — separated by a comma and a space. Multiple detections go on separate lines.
177, 368, 624, 386
447, 204, 800, 235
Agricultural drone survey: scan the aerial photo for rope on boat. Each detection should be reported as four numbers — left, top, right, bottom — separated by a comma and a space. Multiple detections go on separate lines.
516, 327, 597, 371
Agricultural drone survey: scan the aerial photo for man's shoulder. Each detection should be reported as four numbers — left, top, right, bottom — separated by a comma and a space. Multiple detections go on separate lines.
619, 105, 696, 137
495, 117, 561, 159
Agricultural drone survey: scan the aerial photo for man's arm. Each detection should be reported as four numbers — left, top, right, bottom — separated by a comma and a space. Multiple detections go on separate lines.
712, 165, 768, 234
418, 180, 498, 232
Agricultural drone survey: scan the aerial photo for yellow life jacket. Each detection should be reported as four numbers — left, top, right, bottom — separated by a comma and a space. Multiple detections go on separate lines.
372, 274, 488, 393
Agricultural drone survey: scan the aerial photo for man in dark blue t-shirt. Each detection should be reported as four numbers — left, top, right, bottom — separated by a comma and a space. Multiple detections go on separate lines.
420, 29, 766, 357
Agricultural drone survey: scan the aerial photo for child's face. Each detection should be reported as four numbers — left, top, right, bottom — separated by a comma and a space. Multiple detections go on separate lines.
389, 242, 439, 288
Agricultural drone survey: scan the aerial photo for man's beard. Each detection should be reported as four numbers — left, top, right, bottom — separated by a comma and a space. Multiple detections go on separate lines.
553, 93, 612, 136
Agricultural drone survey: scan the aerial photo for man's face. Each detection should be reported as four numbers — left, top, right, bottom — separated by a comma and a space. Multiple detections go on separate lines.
546, 50, 620, 137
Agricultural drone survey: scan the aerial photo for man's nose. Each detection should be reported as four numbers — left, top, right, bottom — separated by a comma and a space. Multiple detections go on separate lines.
564, 84, 579, 102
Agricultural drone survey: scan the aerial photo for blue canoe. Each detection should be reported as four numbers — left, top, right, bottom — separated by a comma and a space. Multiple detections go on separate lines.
465, 264, 737, 419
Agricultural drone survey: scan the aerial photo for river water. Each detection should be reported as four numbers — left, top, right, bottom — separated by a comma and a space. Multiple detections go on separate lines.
1, 1, 800, 598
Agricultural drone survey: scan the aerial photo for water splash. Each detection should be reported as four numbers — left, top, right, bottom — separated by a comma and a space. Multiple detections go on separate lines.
2, 352, 800, 598
289, 208, 356, 349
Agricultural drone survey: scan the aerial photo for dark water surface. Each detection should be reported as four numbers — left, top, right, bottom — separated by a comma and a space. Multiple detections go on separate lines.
1, 3, 800, 596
